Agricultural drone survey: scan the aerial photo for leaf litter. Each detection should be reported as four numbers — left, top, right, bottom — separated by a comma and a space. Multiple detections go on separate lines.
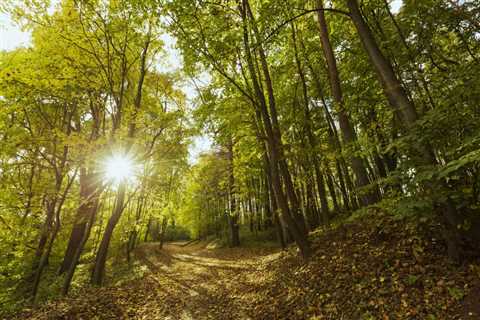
10, 213, 480, 319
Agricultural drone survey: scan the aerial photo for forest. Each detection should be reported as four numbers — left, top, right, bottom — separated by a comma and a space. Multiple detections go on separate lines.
0, 0, 479, 319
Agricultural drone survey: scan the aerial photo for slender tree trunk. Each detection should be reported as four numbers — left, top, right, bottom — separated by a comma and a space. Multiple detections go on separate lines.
292, 22, 329, 225
31, 200, 56, 300
380, 0, 437, 113
316, 0, 379, 206
144, 215, 152, 242
159, 216, 168, 249
31, 212, 60, 302
21, 161, 36, 225
306, 177, 320, 228
315, 167, 330, 223
346, 0, 421, 131
269, 175, 286, 249
126, 187, 147, 262
326, 163, 343, 211
346, 0, 461, 261
227, 139, 240, 247
59, 169, 99, 274
33, 202, 55, 270
304, 36, 351, 212
91, 183, 126, 285
239, 0, 311, 258
62, 198, 98, 295
31, 164, 75, 300
247, 0, 309, 236
91, 36, 151, 284
263, 176, 273, 229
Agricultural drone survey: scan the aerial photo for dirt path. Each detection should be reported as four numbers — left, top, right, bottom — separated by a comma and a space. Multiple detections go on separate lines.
129, 241, 281, 320
14, 241, 282, 320
14, 216, 480, 319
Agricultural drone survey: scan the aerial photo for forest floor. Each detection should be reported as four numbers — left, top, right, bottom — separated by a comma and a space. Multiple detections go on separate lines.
11, 212, 480, 320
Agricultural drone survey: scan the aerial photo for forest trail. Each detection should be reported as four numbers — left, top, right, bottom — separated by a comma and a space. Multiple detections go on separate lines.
16, 241, 282, 320
14, 215, 480, 320
132, 241, 280, 320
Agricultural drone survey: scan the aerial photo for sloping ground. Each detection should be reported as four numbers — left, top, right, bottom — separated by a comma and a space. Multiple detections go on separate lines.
9, 213, 480, 320
247, 215, 480, 319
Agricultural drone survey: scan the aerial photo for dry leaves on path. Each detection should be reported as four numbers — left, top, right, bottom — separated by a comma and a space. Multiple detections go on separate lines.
12, 214, 480, 320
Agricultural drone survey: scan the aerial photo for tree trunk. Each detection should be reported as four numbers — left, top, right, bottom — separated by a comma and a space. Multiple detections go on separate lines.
303, 54, 347, 213
62, 198, 98, 295
33, 201, 55, 270
346, 0, 461, 261
316, 0, 379, 206
227, 139, 240, 247
144, 215, 152, 242
91, 35, 151, 284
346, 0, 420, 130
91, 183, 126, 285
239, 0, 311, 259
159, 216, 168, 249
59, 169, 99, 274
30, 200, 57, 300
291, 23, 329, 225
31, 164, 75, 300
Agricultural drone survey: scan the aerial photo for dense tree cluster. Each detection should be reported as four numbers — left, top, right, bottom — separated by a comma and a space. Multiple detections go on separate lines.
169, 0, 480, 260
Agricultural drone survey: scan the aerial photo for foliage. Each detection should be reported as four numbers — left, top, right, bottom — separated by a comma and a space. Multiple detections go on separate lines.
0, 0, 479, 315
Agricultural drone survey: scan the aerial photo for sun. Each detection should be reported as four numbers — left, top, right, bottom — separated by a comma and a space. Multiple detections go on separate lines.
103, 154, 136, 185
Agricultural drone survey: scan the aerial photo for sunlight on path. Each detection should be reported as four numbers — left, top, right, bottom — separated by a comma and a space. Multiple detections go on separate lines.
134, 241, 278, 320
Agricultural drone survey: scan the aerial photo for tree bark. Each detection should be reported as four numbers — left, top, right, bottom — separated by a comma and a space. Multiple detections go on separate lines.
239, 0, 311, 259
346, 0, 461, 261
291, 22, 329, 224
227, 139, 240, 247
59, 169, 99, 274
316, 0, 379, 206
91, 183, 126, 285
62, 196, 98, 295
159, 216, 168, 249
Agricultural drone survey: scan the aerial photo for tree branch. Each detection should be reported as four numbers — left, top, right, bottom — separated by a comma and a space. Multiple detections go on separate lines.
253, 8, 350, 49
